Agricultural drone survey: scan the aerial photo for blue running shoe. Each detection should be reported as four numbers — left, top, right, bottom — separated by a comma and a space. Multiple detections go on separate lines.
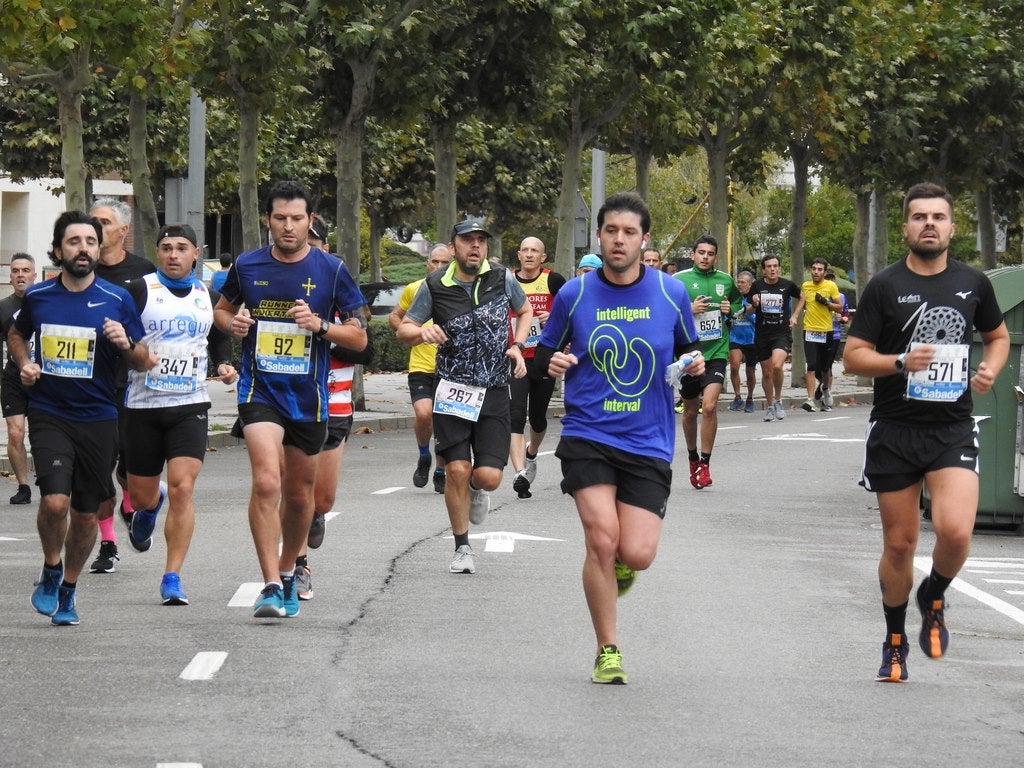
876, 633, 909, 682
916, 579, 949, 658
253, 583, 285, 618
282, 574, 300, 617
129, 481, 167, 552
160, 572, 189, 606
728, 396, 743, 412
51, 585, 80, 626
31, 564, 63, 616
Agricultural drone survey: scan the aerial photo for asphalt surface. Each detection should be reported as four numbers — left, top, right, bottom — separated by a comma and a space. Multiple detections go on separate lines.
2, 368, 1023, 767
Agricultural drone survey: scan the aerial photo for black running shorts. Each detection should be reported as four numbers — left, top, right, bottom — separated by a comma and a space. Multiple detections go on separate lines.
556, 436, 672, 519
861, 419, 979, 493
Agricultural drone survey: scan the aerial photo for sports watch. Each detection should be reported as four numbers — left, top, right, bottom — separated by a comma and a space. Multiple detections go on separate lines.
894, 352, 908, 373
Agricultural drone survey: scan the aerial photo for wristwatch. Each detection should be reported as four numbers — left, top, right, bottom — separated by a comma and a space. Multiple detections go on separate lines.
316, 319, 330, 337
894, 352, 908, 373
512, 341, 525, 353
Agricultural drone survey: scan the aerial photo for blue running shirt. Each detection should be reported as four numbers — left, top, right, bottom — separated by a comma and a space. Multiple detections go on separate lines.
15, 276, 145, 421
220, 246, 364, 421
538, 268, 699, 463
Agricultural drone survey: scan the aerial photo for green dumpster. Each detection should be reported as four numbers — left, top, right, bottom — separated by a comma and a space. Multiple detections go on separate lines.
963, 266, 1024, 533
921, 266, 1024, 534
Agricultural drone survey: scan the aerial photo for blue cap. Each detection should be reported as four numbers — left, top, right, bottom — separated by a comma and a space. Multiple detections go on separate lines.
577, 254, 602, 270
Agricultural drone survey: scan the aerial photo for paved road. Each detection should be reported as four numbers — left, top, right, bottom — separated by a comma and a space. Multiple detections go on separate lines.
2, 405, 1022, 767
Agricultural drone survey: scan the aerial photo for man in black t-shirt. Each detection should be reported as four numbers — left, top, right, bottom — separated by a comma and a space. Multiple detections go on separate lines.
0, 253, 37, 504
746, 255, 800, 420
845, 182, 1009, 683
87, 198, 156, 574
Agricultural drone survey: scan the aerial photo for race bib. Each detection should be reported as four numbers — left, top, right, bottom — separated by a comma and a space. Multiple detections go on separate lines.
39, 323, 96, 378
695, 309, 722, 342
255, 321, 311, 375
905, 343, 969, 402
525, 317, 543, 349
433, 377, 486, 422
145, 340, 203, 392
805, 330, 827, 344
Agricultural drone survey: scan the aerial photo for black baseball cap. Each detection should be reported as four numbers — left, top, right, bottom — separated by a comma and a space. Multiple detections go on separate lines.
309, 217, 329, 243
157, 223, 198, 246
450, 219, 492, 240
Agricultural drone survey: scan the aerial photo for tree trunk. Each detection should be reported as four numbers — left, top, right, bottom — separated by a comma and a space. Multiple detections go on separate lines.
553, 108, 586, 279
56, 85, 87, 211
333, 119, 365, 283
634, 144, 653, 202
975, 185, 997, 270
852, 189, 870, 300
128, 90, 159, 263
705, 137, 730, 247
432, 118, 457, 243
237, 98, 261, 252
870, 188, 889, 276
788, 142, 810, 387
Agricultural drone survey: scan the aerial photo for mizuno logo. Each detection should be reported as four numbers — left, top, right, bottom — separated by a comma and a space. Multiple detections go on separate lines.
87, 301, 106, 308
955, 291, 972, 300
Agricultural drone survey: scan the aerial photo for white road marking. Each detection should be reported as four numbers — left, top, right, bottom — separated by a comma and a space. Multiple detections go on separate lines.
443, 530, 563, 554
373, 487, 404, 495
812, 416, 851, 422
915, 556, 1024, 626
983, 579, 1024, 585
180, 652, 227, 681
761, 433, 864, 442
1006, 591, 1024, 596
157, 763, 202, 768
229, 583, 263, 607
0, 536, 23, 541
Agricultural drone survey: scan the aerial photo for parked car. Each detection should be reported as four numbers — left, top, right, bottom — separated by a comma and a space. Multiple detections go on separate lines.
360, 281, 408, 316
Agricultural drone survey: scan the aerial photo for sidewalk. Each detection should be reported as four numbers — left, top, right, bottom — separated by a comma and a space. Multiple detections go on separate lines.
0, 363, 873, 473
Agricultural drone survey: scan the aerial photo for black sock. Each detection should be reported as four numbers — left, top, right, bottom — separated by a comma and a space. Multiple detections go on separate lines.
525, 450, 537, 461
60, 579, 76, 590
883, 601, 908, 639
700, 452, 711, 465
924, 567, 953, 602
688, 449, 699, 462
454, 532, 470, 549
44, 560, 62, 573
296, 555, 308, 568
434, 467, 444, 475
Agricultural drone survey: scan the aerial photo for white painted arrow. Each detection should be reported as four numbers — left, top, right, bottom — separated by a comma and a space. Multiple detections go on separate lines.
451, 530, 564, 553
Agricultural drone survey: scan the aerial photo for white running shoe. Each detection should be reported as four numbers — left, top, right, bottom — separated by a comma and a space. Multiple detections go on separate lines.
469, 487, 490, 525
523, 455, 538, 485
822, 387, 834, 409
449, 544, 476, 574
774, 400, 786, 419
763, 405, 776, 422
801, 398, 817, 412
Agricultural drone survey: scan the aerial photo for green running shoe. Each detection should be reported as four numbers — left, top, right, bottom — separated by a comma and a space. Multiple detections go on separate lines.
592, 644, 627, 684
615, 560, 637, 597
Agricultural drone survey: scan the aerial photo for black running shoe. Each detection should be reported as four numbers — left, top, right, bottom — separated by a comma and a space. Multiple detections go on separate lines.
90, 540, 120, 573
413, 454, 431, 487
9, 484, 31, 505
308, 513, 326, 550
432, 470, 446, 495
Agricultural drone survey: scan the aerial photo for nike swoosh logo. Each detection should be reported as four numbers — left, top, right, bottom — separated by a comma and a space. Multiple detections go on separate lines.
960, 454, 973, 462
87, 301, 106, 308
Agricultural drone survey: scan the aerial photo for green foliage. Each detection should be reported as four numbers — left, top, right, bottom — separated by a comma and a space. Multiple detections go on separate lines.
366, 317, 409, 373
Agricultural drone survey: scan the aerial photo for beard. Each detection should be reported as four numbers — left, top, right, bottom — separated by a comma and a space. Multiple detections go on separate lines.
62, 251, 97, 278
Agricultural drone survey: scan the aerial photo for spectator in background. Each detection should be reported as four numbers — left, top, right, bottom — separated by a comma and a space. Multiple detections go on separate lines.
211, 252, 233, 292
